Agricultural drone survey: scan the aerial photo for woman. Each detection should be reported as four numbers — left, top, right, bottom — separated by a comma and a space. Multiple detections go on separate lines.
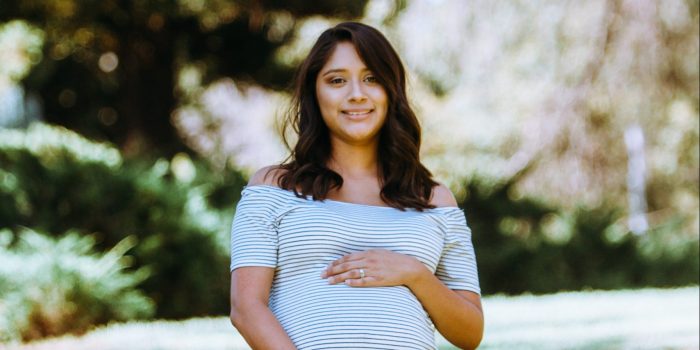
229, 22, 483, 350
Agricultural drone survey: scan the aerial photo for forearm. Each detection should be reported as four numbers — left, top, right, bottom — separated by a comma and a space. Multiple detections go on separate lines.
407, 267, 483, 349
230, 303, 296, 350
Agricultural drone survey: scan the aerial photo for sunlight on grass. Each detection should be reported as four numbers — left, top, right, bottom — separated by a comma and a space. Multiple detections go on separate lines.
474, 286, 698, 350
10, 287, 698, 350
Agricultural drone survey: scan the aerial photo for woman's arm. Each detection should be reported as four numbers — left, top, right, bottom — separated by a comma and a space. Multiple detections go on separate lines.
230, 267, 296, 350
406, 268, 483, 349
415, 183, 484, 348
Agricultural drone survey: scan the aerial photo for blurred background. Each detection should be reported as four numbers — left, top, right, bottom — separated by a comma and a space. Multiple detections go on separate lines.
0, 0, 698, 348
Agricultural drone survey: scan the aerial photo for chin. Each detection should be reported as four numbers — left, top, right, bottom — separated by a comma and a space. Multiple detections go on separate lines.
341, 130, 382, 145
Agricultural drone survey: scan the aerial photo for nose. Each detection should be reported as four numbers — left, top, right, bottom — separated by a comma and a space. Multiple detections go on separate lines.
348, 79, 367, 103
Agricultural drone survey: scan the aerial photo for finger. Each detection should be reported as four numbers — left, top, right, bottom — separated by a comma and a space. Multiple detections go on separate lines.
322, 260, 363, 279
323, 252, 366, 277
331, 252, 365, 267
327, 267, 366, 284
344, 276, 378, 287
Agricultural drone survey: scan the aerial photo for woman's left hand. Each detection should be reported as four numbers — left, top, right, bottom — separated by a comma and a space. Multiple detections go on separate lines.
320, 249, 428, 288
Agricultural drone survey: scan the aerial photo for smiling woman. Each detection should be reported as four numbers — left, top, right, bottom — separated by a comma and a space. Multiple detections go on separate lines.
315, 42, 388, 147
229, 22, 483, 350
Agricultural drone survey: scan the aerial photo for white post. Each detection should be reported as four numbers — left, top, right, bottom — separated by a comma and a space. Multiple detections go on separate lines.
623, 124, 649, 234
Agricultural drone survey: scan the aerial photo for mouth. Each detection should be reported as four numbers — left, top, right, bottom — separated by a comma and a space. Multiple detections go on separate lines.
341, 109, 374, 119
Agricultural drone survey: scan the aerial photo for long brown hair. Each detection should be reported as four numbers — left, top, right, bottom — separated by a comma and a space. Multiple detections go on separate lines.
275, 22, 438, 211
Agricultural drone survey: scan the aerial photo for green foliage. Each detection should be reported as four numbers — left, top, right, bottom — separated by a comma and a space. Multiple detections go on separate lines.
0, 228, 154, 342
0, 123, 247, 319
0, 0, 368, 155
463, 176, 699, 295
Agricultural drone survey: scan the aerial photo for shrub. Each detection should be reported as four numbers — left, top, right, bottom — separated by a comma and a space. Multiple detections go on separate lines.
0, 229, 154, 342
462, 176, 699, 295
0, 123, 247, 319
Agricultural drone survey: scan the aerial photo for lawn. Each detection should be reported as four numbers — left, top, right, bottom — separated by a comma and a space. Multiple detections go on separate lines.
9, 286, 698, 350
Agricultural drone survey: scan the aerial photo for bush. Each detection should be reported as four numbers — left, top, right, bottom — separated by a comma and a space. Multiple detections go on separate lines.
0, 229, 154, 342
0, 123, 247, 319
462, 176, 699, 295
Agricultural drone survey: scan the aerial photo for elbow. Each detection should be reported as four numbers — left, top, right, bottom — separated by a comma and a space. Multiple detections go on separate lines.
452, 336, 482, 350
459, 334, 483, 350
465, 325, 484, 350
229, 299, 247, 329
451, 314, 484, 349
445, 327, 483, 350
465, 315, 484, 349
462, 304, 484, 349
229, 298, 265, 329
229, 308, 242, 329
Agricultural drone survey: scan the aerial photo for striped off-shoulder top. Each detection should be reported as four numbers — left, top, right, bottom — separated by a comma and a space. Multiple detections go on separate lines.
230, 185, 480, 350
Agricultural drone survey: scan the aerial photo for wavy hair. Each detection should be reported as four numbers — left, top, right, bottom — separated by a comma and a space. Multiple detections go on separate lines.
275, 22, 438, 210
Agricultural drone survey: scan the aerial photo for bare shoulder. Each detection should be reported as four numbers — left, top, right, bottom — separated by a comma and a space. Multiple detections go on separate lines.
430, 183, 459, 207
247, 165, 287, 187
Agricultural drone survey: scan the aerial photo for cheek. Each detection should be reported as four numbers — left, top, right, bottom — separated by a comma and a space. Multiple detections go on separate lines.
370, 88, 388, 107
316, 95, 337, 129
316, 89, 340, 114
371, 90, 389, 119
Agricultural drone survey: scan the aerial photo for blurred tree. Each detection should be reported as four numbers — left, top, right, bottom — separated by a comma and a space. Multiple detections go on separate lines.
168, 1, 698, 236
0, 0, 367, 157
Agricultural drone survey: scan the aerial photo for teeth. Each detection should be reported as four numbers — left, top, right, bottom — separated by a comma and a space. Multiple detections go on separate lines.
344, 111, 371, 115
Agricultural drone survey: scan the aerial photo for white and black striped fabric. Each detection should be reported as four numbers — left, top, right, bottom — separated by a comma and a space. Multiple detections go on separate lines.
230, 185, 480, 350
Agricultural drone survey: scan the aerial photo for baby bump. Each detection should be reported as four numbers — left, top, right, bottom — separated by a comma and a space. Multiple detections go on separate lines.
269, 270, 436, 349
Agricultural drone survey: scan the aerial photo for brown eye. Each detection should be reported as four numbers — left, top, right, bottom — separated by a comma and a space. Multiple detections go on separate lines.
364, 75, 378, 83
329, 77, 345, 85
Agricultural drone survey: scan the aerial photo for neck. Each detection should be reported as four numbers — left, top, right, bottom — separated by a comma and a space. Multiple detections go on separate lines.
327, 138, 380, 180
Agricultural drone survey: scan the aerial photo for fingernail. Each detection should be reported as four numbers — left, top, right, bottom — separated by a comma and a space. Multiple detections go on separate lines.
327, 277, 334, 284
320, 271, 327, 278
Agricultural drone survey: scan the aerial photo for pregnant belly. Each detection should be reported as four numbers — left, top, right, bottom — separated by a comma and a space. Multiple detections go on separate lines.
269, 270, 437, 350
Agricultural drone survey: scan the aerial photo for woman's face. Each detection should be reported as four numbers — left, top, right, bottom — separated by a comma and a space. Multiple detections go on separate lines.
315, 42, 388, 147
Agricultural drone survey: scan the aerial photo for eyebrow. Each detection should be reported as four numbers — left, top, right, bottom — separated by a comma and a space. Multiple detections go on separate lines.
322, 69, 346, 76
321, 67, 370, 76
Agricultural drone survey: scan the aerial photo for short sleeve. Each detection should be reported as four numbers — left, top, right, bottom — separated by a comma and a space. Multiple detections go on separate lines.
435, 208, 481, 294
229, 187, 280, 272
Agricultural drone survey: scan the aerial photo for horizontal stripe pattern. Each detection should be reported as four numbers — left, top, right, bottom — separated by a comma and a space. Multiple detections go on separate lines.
230, 185, 480, 349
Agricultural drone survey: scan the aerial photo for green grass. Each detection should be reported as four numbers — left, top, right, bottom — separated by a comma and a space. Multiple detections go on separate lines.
8, 287, 698, 350
472, 286, 698, 350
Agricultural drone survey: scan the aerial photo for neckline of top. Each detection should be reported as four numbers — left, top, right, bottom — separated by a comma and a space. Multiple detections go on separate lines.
243, 185, 462, 211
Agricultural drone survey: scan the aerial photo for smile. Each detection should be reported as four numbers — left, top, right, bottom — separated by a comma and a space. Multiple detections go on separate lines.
341, 109, 373, 118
